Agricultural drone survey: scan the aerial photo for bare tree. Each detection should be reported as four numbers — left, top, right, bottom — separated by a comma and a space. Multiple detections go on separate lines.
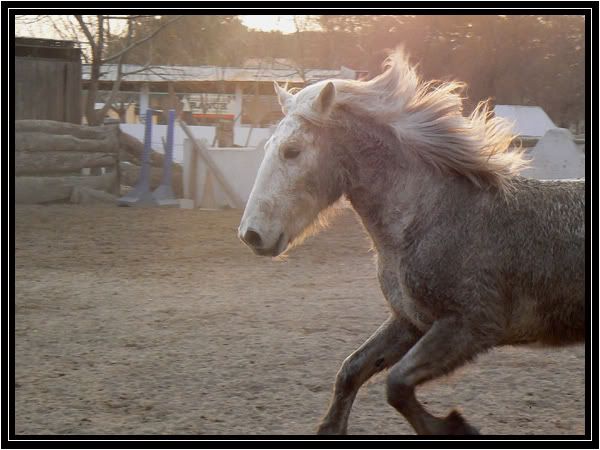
108, 92, 137, 123
74, 15, 182, 125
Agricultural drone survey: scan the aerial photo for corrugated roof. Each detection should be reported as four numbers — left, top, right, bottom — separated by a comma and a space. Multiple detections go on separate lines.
16, 37, 79, 48
493, 105, 556, 138
82, 64, 347, 84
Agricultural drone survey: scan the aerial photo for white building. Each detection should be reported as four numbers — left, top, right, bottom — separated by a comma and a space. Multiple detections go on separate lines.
493, 105, 557, 138
81, 61, 367, 128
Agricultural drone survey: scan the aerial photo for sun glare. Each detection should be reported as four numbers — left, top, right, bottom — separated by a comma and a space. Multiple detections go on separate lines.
15, 15, 321, 39
238, 15, 318, 34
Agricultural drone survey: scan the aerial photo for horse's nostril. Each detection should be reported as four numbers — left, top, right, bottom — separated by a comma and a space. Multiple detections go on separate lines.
243, 229, 263, 248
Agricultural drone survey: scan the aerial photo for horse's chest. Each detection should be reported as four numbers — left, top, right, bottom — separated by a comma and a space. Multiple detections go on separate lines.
377, 265, 435, 332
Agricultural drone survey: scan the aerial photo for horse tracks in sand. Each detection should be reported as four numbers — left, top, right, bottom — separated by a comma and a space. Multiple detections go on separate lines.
14, 205, 585, 435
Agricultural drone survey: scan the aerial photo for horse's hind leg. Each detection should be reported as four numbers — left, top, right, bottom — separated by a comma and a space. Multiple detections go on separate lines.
317, 315, 421, 435
386, 317, 497, 435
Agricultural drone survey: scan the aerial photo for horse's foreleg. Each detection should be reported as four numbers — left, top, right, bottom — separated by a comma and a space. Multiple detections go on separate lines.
317, 314, 421, 435
386, 317, 496, 435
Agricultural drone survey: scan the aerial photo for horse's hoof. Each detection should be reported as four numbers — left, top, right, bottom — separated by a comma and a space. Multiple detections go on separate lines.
444, 410, 480, 435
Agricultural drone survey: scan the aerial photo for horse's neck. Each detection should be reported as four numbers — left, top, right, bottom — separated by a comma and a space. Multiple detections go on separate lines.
336, 124, 444, 253
346, 168, 440, 253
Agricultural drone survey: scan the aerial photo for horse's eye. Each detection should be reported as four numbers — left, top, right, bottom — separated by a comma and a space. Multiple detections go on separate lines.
283, 147, 301, 160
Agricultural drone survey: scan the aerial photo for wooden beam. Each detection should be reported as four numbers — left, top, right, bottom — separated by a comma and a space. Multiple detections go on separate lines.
15, 172, 118, 204
16, 131, 119, 154
15, 151, 116, 175
15, 120, 119, 141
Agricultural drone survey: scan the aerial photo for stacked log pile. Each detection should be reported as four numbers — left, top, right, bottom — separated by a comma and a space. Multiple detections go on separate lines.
15, 120, 183, 204
15, 120, 120, 204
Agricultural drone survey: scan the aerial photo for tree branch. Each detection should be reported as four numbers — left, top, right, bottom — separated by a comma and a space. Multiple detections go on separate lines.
101, 15, 183, 63
95, 16, 135, 121
75, 15, 97, 58
96, 15, 105, 62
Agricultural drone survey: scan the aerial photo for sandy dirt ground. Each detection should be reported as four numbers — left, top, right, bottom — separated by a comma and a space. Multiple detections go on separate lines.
14, 205, 585, 436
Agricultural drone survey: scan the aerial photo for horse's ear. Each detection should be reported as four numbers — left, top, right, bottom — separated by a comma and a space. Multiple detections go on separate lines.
274, 82, 293, 115
316, 81, 336, 114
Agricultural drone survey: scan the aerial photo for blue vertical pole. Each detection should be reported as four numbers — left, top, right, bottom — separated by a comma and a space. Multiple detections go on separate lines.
117, 108, 157, 206
151, 109, 178, 205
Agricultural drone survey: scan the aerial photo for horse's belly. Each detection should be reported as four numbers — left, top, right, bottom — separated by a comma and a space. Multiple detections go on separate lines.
378, 267, 434, 332
502, 292, 585, 345
394, 292, 435, 332
501, 295, 544, 344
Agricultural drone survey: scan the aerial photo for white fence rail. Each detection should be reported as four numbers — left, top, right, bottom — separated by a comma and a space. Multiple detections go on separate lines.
119, 123, 273, 164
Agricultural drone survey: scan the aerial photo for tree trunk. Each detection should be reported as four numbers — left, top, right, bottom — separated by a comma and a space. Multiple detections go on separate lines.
15, 132, 119, 154
118, 132, 183, 196
119, 161, 182, 196
119, 131, 181, 170
15, 152, 117, 175
15, 120, 120, 141
85, 62, 102, 125
164, 82, 182, 123
70, 186, 118, 205
15, 172, 118, 204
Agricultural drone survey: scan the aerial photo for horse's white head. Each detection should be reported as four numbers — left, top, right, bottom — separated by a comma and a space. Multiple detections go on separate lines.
238, 80, 343, 257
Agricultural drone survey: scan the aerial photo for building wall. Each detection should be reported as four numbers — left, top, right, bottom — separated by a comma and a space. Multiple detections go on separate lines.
520, 128, 585, 180
15, 57, 82, 123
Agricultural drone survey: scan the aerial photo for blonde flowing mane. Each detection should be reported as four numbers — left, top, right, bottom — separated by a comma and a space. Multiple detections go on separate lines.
295, 49, 529, 190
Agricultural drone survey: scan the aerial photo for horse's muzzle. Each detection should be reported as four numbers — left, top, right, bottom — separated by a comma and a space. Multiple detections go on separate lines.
239, 228, 286, 257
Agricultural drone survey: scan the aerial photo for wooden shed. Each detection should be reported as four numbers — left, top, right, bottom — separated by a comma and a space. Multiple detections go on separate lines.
15, 37, 82, 124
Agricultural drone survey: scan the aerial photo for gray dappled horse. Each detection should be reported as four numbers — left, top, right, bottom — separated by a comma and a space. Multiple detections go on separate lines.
238, 50, 585, 435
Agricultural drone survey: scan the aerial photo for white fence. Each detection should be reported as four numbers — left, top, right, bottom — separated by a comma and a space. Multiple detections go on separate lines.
182, 138, 267, 208
119, 123, 273, 164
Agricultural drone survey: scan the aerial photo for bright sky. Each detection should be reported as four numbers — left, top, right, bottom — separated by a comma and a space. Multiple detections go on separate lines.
238, 15, 318, 34
15, 15, 321, 40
